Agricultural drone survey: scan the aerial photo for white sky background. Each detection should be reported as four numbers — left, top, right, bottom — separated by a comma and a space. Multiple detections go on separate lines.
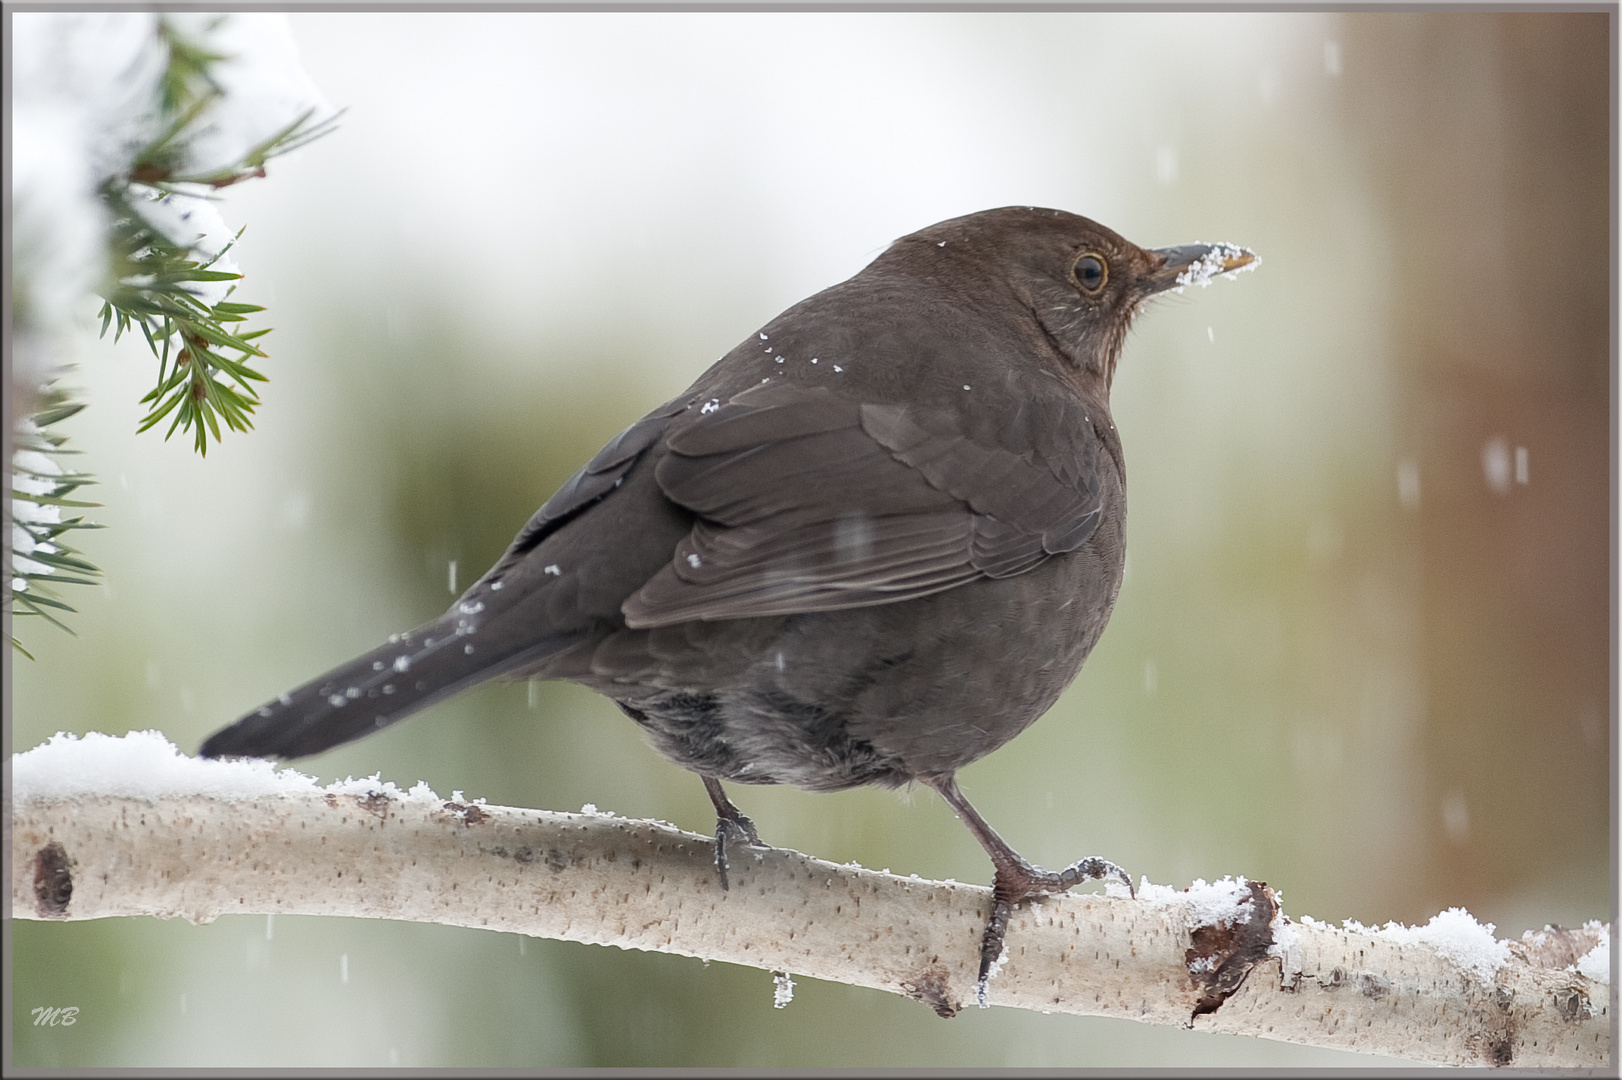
12, 11, 1449, 1069
215, 11, 1388, 556
229, 13, 1359, 389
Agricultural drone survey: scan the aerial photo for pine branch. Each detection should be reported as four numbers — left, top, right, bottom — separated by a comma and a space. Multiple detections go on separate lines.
10, 12, 336, 653
89, 13, 338, 458
7, 395, 103, 655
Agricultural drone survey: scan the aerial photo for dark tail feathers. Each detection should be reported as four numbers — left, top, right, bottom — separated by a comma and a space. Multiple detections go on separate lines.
200, 610, 575, 760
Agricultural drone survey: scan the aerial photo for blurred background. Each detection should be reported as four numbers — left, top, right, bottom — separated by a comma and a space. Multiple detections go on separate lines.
11, 10, 1611, 1068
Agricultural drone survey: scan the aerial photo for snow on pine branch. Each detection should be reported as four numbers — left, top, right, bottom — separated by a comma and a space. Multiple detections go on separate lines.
11, 11, 334, 368
9, 12, 337, 653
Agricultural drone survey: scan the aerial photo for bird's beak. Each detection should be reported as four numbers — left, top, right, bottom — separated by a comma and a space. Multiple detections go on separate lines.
1145, 242, 1259, 294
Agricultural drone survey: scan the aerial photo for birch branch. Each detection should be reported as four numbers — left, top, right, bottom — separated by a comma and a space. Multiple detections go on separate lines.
8, 786, 1610, 1068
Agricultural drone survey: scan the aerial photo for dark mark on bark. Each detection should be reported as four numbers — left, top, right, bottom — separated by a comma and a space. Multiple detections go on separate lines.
1466, 1027, 1518, 1067
354, 792, 391, 817
1553, 985, 1594, 1021
443, 801, 488, 825
1187, 880, 1278, 1022
545, 848, 572, 872
1320, 965, 1390, 1000
488, 845, 541, 864
33, 842, 74, 917
901, 967, 960, 1019
1466, 1011, 1511, 1063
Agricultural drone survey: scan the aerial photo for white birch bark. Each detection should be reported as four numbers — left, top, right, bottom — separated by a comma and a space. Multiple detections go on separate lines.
7, 789, 1610, 1068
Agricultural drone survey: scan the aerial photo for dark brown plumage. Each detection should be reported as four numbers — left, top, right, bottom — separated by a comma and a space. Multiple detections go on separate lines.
200, 206, 1257, 1004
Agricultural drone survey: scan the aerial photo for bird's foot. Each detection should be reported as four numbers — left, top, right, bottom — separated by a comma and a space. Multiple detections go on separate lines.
974, 854, 1133, 1007
713, 805, 766, 891
703, 776, 768, 892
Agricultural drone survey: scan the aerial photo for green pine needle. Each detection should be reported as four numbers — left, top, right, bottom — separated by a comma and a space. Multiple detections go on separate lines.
8, 389, 104, 656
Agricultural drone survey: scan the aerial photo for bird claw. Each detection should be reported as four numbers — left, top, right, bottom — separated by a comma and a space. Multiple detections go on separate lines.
974, 854, 1132, 1000
712, 806, 766, 892
1053, 856, 1133, 896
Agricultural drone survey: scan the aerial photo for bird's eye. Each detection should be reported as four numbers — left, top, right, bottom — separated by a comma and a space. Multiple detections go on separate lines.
1073, 253, 1107, 293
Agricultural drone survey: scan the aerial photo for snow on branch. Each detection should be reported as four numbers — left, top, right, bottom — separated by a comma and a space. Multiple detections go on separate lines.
10, 12, 339, 656
8, 732, 1611, 1068
12, 11, 337, 441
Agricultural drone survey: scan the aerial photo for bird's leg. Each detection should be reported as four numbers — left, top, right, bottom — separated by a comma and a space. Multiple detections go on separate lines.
703, 776, 766, 891
924, 773, 1133, 1007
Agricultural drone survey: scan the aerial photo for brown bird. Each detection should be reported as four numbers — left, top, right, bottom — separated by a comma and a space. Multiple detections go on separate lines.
201, 206, 1257, 1004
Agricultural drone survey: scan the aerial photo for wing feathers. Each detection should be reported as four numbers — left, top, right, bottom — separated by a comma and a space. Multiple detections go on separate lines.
666, 382, 861, 456
861, 402, 1101, 553
506, 396, 688, 557
624, 511, 977, 625
623, 382, 1106, 627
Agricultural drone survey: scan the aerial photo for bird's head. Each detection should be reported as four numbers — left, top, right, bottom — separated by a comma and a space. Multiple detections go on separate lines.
888, 206, 1257, 391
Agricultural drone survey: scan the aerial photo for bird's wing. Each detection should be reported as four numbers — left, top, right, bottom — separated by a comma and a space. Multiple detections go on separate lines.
620, 379, 1104, 627
499, 395, 692, 561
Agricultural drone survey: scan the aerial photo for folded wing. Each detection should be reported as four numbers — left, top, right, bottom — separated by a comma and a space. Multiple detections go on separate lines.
621, 380, 1103, 627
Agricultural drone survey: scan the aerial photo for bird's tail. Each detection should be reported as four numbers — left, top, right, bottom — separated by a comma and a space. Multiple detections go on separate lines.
199, 604, 578, 760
